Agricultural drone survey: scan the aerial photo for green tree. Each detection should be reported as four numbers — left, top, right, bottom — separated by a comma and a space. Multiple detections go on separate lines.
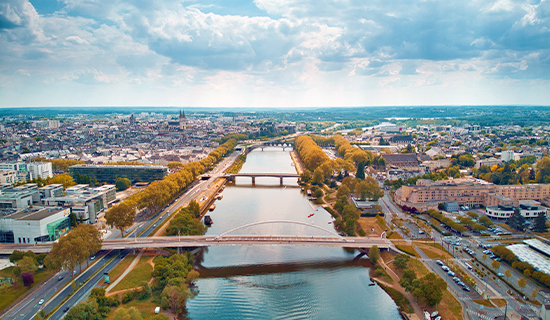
161, 285, 191, 316
65, 302, 100, 320
533, 212, 548, 233
535, 156, 550, 183
188, 200, 201, 218
466, 211, 479, 219
336, 184, 350, 199
356, 161, 365, 180
113, 307, 142, 320
369, 245, 380, 265
478, 216, 494, 227
394, 254, 410, 270
507, 208, 526, 231
105, 202, 136, 237
409, 273, 447, 306
115, 177, 132, 191
300, 169, 312, 182
399, 269, 418, 291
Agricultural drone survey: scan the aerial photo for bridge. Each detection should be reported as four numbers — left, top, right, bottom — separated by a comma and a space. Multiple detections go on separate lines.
0, 220, 394, 254
224, 173, 301, 184
247, 139, 295, 151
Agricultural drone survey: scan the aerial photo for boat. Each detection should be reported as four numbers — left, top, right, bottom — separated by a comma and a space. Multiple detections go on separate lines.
431, 311, 439, 318
368, 282, 375, 286
216, 193, 223, 200
209, 204, 216, 211
424, 311, 431, 320
308, 213, 315, 218
204, 215, 213, 226
434, 317, 441, 320
328, 221, 332, 224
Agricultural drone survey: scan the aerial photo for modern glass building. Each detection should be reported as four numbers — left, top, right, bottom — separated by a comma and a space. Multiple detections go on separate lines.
69, 164, 167, 183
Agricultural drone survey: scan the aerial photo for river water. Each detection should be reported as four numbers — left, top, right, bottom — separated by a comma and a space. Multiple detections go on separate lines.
186, 148, 401, 320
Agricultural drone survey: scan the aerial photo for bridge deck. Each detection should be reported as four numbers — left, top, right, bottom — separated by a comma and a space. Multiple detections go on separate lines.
0, 235, 393, 254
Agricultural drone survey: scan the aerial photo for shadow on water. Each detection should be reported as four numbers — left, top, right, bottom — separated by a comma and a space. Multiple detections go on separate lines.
195, 253, 373, 279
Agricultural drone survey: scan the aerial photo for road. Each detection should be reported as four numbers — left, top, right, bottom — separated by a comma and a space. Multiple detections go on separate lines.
2, 150, 243, 320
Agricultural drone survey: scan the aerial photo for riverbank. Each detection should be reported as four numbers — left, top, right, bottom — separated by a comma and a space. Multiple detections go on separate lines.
290, 149, 305, 175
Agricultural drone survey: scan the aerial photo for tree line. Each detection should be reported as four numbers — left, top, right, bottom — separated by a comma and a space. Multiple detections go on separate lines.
492, 245, 550, 289
32, 158, 85, 172
105, 139, 237, 237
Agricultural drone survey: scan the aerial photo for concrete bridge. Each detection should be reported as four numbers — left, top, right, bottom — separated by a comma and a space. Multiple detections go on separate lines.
247, 139, 295, 151
0, 220, 394, 254
224, 173, 301, 184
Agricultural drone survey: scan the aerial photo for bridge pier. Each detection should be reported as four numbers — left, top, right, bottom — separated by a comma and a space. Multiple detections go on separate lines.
280, 177, 283, 185
261, 147, 264, 151
252, 177, 255, 184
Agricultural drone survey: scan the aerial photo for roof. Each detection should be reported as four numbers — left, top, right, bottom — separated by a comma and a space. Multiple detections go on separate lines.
4, 207, 66, 221
382, 153, 419, 164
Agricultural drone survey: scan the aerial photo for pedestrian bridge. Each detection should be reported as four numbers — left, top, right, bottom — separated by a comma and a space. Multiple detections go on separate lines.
0, 220, 393, 254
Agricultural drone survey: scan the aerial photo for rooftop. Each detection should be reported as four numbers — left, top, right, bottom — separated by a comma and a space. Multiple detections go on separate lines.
3, 207, 66, 221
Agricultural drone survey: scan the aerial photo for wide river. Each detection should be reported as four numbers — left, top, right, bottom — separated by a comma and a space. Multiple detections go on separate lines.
186, 148, 401, 319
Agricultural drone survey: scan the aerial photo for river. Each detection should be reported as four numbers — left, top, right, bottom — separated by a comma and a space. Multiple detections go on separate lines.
186, 147, 401, 319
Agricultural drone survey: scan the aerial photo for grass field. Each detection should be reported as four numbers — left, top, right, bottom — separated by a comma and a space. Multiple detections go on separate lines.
0, 267, 53, 313
395, 244, 419, 257
111, 256, 153, 292
105, 255, 135, 286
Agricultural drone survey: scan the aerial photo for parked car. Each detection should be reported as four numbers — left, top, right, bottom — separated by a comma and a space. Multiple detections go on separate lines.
436, 260, 444, 266
39, 299, 45, 305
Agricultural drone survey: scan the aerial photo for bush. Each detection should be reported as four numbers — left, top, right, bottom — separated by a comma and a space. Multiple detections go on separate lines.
21, 272, 34, 287
122, 292, 134, 304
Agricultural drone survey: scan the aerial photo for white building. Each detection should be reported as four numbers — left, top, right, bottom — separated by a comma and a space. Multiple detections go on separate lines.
0, 207, 71, 244
501, 150, 519, 162
485, 203, 547, 219
0, 162, 31, 183
27, 162, 53, 179
0, 170, 16, 184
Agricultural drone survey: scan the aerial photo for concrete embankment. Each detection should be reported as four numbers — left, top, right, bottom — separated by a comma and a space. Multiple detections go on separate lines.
290, 150, 305, 175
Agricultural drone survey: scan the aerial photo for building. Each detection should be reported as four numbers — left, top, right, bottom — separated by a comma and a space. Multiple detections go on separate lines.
475, 157, 502, 169
0, 162, 31, 183
39, 184, 64, 198
130, 114, 136, 126
379, 123, 406, 133
501, 150, 519, 162
42, 184, 116, 224
27, 162, 53, 179
443, 201, 459, 212
0, 170, 16, 184
394, 177, 550, 209
69, 164, 168, 184
0, 184, 40, 210
167, 110, 186, 130
389, 135, 414, 144
382, 153, 420, 168
0, 207, 71, 244
485, 202, 547, 219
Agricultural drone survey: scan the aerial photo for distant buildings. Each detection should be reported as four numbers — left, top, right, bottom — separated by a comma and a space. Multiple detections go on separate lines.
486, 202, 547, 219
69, 164, 167, 184
0, 207, 71, 244
0, 161, 53, 182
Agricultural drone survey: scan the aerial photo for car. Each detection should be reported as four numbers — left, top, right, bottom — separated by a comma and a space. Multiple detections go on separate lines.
436, 260, 444, 266
447, 271, 455, 277
442, 266, 450, 272
418, 230, 425, 234
453, 277, 460, 282
462, 286, 471, 292
90, 256, 95, 260
39, 299, 45, 305
58, 275, 64, 281
63, 307, 70, 312
497, 273, 504, 277
465, 263, 473, 270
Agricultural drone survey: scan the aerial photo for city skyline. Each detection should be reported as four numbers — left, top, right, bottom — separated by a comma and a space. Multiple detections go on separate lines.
1, 0, 549, 108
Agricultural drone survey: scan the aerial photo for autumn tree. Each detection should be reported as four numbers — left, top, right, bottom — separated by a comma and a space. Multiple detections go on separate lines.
17, 256, 38, 274
518, 278, 527, 289
535, 156, 550, 183
105, 202, 136, 237
73, 224, 103, 266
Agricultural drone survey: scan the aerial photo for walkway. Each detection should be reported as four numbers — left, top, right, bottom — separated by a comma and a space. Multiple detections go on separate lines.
105, 250, 143, 292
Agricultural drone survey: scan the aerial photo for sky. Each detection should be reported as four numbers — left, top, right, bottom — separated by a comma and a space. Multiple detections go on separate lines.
0, 0, 549, 108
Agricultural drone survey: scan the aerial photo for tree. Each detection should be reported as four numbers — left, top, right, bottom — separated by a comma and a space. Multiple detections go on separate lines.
533, 212, 548, 233
73, 224, 103, 267
491, 260, 500, 271
113, 307, 142, 320
518, 278, 527, 289
535, 156, 550, 183
505, 269, 511, 280
17, 256, 38, 274
186, 269, 200, 285
336, 184, 350, 199
478, 216, 494, 227
394, 254, 410, 270
300, 169, 312, 182
65, 302, 100, 320
524, 269, 531, 277
312, 167, 325, 184
356, 161, 365, 180
507, 208, 526, 231
466, 211, 479, 219
369, 245, 380, 265
105, 202, 136, 237
532, 288, 539, 299
115, 177, 132, 191
482, 254, 487, 263
161, 285, 190, 316
399, 269, 418, 291
21, 272, 34, 287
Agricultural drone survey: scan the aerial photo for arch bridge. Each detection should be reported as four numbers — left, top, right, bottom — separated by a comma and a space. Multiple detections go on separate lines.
224, 173, 301, 184
0, 220, 394, 254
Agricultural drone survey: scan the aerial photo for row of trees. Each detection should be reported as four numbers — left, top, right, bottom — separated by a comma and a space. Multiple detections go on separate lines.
65, 288, 120, 320
105, 139, 237, 237
44, 224, 103, 277
32, 158, 85, 172
491, 245, 550, 288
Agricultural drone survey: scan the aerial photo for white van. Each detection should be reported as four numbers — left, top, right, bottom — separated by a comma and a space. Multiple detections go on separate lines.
155, 307, 160, 314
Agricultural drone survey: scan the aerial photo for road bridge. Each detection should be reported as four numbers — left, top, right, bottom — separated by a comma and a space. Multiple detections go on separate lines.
0, 220, 394, 254
224, 172, 301, 184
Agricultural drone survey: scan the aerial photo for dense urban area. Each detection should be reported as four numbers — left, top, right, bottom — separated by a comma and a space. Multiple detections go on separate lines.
1, 106, 550, 320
